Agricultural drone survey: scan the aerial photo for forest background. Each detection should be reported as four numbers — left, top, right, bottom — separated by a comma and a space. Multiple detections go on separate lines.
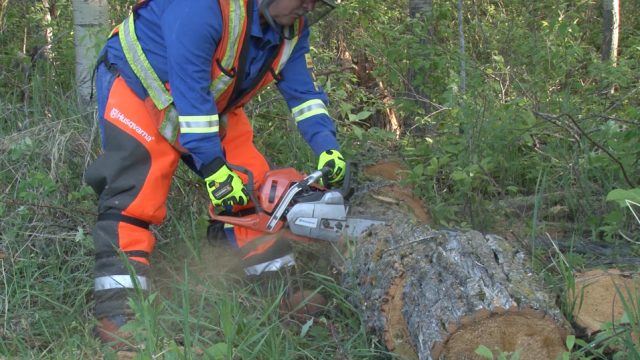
0, 0, 639, 358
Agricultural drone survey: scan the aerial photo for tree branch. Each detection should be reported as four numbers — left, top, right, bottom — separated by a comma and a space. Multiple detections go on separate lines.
532, 111, 635, 188
562, 112, 635, 188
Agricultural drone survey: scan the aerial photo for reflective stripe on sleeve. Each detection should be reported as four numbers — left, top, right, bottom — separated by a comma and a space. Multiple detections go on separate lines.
291, 99, 329, 122
179, 115, 220, 133
95, 275, 148, 291
243, 253, 296, 276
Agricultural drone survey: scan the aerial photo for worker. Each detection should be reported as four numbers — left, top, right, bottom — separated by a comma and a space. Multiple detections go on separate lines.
84, 0, 346, 348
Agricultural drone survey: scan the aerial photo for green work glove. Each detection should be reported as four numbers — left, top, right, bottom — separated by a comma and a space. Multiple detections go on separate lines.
202, 158, 249, 208
317, 149, 346, 186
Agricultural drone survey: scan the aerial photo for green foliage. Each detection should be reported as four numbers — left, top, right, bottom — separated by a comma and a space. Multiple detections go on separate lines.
607, 189, 640, 207
0, 68, 98, 356
360, 0, 640, 236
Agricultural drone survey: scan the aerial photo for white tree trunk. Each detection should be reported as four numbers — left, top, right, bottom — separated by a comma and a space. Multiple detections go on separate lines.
42, 0, 54, 61
457, 0, 466, 95
72, 0, 108, 108
407, 0, 434, 114
602, 0, 619, 64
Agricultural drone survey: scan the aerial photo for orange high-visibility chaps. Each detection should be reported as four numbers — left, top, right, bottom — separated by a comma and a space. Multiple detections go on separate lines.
85, 70, 180, 319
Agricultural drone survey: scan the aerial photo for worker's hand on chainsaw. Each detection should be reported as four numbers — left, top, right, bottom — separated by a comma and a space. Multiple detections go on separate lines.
317, 149, 346, 186
202, 158, 249, 208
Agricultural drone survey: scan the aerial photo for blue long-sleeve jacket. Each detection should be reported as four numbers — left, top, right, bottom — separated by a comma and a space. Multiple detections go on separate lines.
103, 0, 339, 169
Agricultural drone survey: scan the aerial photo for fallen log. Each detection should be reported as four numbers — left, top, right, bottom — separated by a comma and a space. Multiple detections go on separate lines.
344, 196, 571, 359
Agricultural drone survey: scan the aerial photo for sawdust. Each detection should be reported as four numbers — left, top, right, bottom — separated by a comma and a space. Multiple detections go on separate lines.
434, 309, 568, 360
381, 273, 418, 360
153, 240, 244, 297
572, 269, 639, 335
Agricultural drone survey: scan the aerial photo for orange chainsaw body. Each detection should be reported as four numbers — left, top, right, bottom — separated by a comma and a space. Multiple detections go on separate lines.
208, 168, 319, 234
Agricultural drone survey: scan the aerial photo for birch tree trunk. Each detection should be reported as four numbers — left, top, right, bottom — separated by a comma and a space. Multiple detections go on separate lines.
41, 0, 55, 61
457, 0, 466, 95
72, 0, 108, 108
407, 0, 433, 114
601, 0, 619, 64
0, 0, 7, 32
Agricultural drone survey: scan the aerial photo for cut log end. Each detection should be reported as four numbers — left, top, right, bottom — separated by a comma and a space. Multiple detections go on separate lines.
432, 309, 568, 360
572, 269, 639, 336
345, 220, 571, 359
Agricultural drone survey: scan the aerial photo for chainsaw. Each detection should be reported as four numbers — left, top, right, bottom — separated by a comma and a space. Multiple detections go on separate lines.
208, 164, 384, 242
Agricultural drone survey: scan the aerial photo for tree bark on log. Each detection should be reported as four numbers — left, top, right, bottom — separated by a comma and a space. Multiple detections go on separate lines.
344, 184, 571, 359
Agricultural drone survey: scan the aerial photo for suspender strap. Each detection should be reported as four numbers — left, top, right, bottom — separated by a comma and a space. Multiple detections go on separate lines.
118, 14, 173, 110
96, 50, 119, 76
98, 212, 150, 229
219, 0, 246, 73
210, 0, 248, 106
228, 18, 304, 110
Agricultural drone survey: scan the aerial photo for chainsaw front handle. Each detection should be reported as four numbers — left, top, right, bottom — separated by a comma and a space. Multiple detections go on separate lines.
227, 163, 263, 214
266, 168, 330, 231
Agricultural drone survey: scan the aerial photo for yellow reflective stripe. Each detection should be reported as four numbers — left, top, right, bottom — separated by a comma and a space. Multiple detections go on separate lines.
295, 108, 328, 122
179, 115, 220, 133
210, 0, 245, 99
160, 106, 179, 143
224, 223, 234, 229
119, 15, 173, 109
211, 74, 234, 100
292, 99, 328, 122
221, 0, 245, 69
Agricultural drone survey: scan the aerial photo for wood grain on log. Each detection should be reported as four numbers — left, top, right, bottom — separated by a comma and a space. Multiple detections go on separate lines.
572, 269, 639, 336
344, 215, 570, 359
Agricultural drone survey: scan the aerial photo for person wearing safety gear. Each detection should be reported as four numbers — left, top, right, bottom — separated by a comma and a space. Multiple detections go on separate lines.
83, 0, 342, 349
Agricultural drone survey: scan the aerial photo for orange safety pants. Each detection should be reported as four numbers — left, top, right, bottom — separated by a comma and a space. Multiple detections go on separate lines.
85, 63, 291, 319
